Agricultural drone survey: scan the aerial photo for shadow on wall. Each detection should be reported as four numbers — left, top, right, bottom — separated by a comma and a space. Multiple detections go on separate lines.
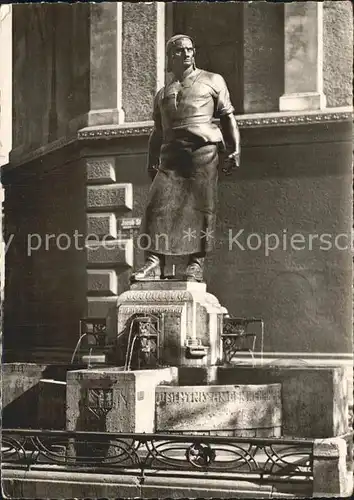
2, 384, 40, 428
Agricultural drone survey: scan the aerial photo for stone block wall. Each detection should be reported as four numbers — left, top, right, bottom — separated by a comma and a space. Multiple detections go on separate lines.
209, 120, 352, 355
3, 148, 87, 362
85, 155, 134, 337
12, 4, 90, 155
323, 1, 353, 107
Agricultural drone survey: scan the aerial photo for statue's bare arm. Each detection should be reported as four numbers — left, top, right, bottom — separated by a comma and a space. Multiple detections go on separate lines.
147, 90, 164, 180
147, 126, 163, 180
220, 113, 241, 168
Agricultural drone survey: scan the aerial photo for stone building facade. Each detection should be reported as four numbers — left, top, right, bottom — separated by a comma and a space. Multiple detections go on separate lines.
0, 2, 353, 366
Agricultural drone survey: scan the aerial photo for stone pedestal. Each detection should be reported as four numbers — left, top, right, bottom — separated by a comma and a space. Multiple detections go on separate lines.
66, 366, 177, 433
155, 383, 282, 437
217, 365, 349, 439
116, 281, 225, 368
279, 2, 326, 111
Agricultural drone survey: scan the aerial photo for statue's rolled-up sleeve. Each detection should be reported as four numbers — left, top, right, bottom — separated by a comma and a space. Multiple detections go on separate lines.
153, 89, 163, 132
213, 75, 235, 117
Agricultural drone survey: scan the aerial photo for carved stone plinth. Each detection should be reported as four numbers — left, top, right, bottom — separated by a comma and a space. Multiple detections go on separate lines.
155, 384, 282, 437
116, 281, 226, 368
66, 367, 177, 433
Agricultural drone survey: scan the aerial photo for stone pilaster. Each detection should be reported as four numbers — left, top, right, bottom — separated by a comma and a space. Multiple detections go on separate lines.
121, 2, 165, 122
88, 3, 124, 126
279, 2, 326, 111
242, 2, 284, 113
88, 2, 166, 126
313, 437, 353, 497
0, 5, 12, 336
0, 5, 12, 167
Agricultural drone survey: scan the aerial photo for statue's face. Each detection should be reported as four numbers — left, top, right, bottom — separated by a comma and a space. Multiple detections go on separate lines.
169, 37, 195, 73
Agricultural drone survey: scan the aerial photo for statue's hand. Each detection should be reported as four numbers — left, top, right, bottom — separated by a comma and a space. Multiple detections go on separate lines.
222, 151, 240, 175
148, 164, 159, 181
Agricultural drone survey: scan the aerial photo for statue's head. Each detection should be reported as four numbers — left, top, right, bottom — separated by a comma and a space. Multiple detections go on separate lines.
166, 34, 196, 74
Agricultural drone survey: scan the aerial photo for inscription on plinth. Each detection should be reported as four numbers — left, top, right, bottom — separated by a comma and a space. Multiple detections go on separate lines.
155, 384, 282, 433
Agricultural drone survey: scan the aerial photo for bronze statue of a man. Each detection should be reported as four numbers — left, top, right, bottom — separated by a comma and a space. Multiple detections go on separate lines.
131, 34, 241, 282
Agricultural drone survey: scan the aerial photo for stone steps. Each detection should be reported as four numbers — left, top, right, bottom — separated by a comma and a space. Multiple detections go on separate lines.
2, 468, 313, 499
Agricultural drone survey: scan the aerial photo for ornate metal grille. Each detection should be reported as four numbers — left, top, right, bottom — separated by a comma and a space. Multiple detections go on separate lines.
222, 317, 264, 363
87, 388, 114, 420
124, 314, 161, 370
80, 318, 107, 348
2, 429, 314, 486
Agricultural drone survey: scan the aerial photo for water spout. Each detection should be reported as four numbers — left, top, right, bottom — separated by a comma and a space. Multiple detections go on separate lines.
70, 333, 87, 365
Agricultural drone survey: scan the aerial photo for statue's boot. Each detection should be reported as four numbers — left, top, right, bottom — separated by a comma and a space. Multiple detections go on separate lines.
131, 254, 165, 282
185, 255, 204, 282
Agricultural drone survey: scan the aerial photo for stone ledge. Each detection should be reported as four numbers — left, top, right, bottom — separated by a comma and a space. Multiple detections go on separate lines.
77, 108, 353, 140
8, 110, 88, 167
4, 107, 352, 170
279, 92, 327, 112
1, 469, 311, 498
217, 366, 349, 438
230, 352, 353, 365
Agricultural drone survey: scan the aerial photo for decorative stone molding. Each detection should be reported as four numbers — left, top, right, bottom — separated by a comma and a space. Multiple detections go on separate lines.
117, 290, 194, 305
3, 109, 352, 171
77, 109, 353, 140
86, 157, 116, 184
119, 305, 184, 315
8, 135, 78, 169
87, 213, 117, 238
79, 124, 153, 140
237, 110, 352, 127
87, 270, 118, 296
86, 239, 133, 267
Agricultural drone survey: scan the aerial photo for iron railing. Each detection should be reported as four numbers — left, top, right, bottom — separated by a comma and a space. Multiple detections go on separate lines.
2, 429, 314, 485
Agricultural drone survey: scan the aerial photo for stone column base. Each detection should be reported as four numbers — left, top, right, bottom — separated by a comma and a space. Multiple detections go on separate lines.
217, 365, 349, 438
313, 435, 353, 497
116, 281, 225, 368
66, 367, 178, 433
279, 92, 326, 111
